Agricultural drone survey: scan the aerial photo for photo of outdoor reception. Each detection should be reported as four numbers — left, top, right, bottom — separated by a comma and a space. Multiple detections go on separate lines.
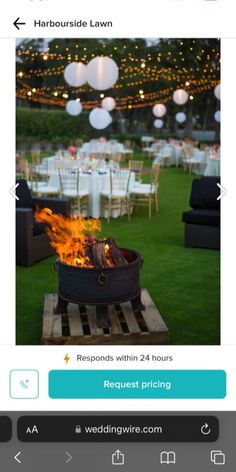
16, 38, 220, 346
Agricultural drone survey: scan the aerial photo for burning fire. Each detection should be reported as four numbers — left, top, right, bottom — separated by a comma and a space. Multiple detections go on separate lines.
35, 208, 101, 267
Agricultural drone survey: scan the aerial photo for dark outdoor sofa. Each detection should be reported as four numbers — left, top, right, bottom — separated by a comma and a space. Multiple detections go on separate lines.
16, 179, 70, 266
182, 176, 220, 250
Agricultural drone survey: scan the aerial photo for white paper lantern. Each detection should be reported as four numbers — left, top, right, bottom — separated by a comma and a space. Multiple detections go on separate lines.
87, 56, 119, 91
152, 103, 166, 118
102, 97, 116, 111
176, 112, 186, 123
173, 89, 189, 105
66, 100, 82, 116
214, 110, 221, 122
214, 84, 221, 100
64, 62, 87, 87
154, 119, 164, 129
89, 108, 112, 129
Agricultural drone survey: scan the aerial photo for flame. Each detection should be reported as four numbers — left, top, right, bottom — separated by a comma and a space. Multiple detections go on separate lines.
35, 208, 101, 267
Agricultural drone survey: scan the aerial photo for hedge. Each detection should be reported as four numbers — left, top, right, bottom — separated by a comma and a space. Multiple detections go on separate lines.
16, 107, 187, 149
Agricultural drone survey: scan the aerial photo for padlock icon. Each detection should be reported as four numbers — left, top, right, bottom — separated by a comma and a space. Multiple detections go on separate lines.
75, 425, 82, 434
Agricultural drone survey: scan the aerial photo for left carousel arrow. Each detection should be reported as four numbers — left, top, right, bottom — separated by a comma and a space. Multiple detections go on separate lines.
10, 183, 19, 200
14, 451, 22, 464
13, 18, 26, 30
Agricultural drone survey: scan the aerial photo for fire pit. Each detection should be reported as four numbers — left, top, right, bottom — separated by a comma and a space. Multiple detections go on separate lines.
35, 208, 145, 328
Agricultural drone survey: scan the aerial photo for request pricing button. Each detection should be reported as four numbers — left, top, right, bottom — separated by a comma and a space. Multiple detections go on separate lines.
49, 370, 226, 399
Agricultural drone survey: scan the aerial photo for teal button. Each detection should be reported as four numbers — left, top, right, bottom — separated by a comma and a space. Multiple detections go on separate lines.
49, 370, 226, 399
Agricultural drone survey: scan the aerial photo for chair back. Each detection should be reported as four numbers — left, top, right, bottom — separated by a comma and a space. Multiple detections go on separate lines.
124, 140, 134, 150
109, 170, 131, 195
190, 177, 220, 210
128, 160, 143, 181
19, 158, 30, 180
31, 150, 41, 166
183, 144, 194, 159
75, 139, 83, 148
58, 168, 80, 196
113, 153, 122, 164
151, 164, 160, 191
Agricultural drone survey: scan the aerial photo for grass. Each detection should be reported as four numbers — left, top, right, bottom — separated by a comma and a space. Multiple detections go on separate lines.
16, 166, 220, 345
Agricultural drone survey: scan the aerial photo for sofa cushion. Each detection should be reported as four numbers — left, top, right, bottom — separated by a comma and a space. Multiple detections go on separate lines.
182, 209, 220, 227
190, 177, 220, 210
16, 179, 34, 209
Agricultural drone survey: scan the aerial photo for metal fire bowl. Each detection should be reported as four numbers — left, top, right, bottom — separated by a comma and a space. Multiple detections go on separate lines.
56, 248, 143, 306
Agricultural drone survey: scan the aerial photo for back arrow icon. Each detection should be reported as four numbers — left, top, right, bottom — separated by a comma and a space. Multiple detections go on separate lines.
14, 18, 26, 30
217, 183, 226, 200
65, 452, 72, 464
10, 183, 19, 200
14, 452, 22, 464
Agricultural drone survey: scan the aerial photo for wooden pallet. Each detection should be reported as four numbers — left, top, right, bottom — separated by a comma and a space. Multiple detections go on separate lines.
42, 289, 169, 345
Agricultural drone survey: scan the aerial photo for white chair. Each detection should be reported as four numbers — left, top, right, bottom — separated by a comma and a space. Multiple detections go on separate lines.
159, 146, 173, 167
130, 164, 160, 218
58, 169, 89, 214
27, 163, 51, 195
182, 148, 203, 174
101, 170, 131, 222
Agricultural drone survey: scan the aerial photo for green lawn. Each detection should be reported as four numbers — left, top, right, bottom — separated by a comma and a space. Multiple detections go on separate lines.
16, 167, 220, 345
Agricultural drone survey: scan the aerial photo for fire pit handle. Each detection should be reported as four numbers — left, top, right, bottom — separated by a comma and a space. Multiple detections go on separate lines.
97, 272, 109, 285
140, 258, 144, 269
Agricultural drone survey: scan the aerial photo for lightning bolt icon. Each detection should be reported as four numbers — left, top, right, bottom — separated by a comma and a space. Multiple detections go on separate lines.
64, 353, 70, 365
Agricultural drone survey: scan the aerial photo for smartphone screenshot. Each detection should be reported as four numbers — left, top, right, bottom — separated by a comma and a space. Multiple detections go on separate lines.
0, 0, 236, 470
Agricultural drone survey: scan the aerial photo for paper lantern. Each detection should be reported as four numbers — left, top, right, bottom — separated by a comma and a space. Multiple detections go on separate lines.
214, 84, 221, 100
154, 119, 164, 129
214, 111, 221, 122
173, 89, 189, 105
64, 62, 87, 87
152, 103, 166, 118
102, 97, 116, 111
87, 56, 119, 90
89, 108, 112, 129
66, 100, 82, 116
176, 112, 186, 123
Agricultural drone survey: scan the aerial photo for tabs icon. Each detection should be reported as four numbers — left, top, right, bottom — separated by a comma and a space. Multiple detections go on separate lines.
211, 450, 226, 465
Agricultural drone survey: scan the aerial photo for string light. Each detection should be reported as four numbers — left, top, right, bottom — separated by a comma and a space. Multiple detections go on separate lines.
16, 39, 220, 110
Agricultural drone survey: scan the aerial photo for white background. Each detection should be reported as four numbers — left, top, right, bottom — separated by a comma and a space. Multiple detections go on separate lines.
0, 0, 235, 412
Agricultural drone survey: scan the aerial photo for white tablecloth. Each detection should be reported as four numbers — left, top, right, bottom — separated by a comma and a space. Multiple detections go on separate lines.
204, 158, 220, 176
79, 141, 124, 155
